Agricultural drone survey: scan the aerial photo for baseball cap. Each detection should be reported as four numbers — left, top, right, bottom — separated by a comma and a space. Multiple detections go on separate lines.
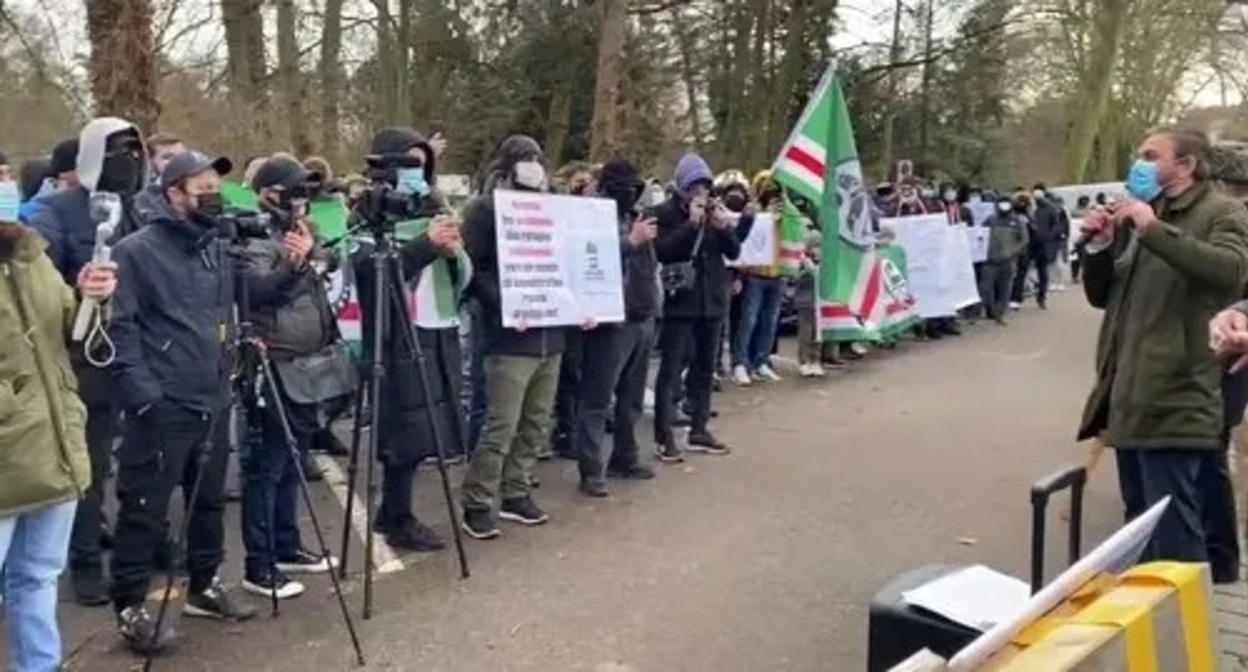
51, 139, 79, 176
160, 151, 232, 187
251, 156, 322, 192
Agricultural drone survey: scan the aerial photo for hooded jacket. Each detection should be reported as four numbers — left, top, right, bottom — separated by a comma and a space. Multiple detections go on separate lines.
26, 117, 148, 284
598, 158, 660, 321
463, 135, 565, 357
0, 227, 91, 517
654, 153, 744, 320
108, 196, 299, 414
26, 118, 148, 404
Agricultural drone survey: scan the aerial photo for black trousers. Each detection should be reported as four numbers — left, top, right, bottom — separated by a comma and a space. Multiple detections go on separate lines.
577, 319, 656, 481
552, 328, 584, 453
69, 401, 117, 576
110, 404, 229, 609
655, 317, 720, 443
1201, 429, 1241, 583
1115, 448, 1226, 568
1011, 247, 1049, 305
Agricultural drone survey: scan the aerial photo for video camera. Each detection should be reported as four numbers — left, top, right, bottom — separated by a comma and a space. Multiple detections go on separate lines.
218, 210, 279, 241
353, 154, 446, 234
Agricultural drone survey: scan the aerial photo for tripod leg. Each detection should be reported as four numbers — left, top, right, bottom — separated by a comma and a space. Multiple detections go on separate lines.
382, 256, 470, 579
431, 446, 471, 579
338, 385, 367, 580
260, 357, 367, 666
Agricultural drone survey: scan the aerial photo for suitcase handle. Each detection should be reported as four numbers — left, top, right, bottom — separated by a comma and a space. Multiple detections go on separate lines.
1028, 464, 1086, 595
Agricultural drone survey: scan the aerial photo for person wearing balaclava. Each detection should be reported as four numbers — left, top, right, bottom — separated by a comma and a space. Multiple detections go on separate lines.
24, 117, 149, 607
572, 158, 660, 497
460, 134, 565, 539
352, 126, 469, 552
651, 152, 743, 464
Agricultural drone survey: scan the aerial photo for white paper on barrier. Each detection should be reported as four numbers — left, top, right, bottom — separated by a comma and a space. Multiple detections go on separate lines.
881, 215, 981, 318
965, 227, 989, 264
727, 213, 775, 267
494, 190, 625, 328
901, 565, 1031, 632
946, 497, 1170, 672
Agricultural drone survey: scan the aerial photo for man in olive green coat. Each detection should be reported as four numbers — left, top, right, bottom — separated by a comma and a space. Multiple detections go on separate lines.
1078, 126, 1248, 570
0, 220, 115, 671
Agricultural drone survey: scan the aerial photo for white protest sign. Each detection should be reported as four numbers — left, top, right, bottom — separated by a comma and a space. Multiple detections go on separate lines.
727, 213, 776, 266
967, 202, 995, 227
965, 226, 989, 263
881, 215, 981, 318
494, 190, 625, 328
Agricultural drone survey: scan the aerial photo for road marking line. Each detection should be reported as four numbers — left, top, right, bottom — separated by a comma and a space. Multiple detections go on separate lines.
314, 453, 406, 575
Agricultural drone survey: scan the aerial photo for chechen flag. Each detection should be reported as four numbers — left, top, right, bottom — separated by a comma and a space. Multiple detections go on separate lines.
771, 64, 916, 341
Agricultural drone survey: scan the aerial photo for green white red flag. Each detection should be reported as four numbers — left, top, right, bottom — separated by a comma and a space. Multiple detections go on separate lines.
778, 197, 807, 277
771, 64, 917, 341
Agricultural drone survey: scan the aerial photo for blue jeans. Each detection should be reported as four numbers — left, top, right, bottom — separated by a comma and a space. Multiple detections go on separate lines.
240, 393, 314, 579
733, 276, 784, 371
0, 499, 77, 672
461, 302, 489, 455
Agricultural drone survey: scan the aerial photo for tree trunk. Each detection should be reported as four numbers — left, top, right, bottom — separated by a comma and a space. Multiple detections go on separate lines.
319, 0, 345, 161
589, 0, 627, 161
917, 0, 935, 171
220, 0, 267, 151
276, 0, 312, 156
1061, 0, 1130, 183
85, 0, 159, 132
880, 0, 905, 177
671, 7, 703, 147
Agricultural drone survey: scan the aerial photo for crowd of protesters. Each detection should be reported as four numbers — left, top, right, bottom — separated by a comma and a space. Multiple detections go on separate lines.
0, 114, 1102, 671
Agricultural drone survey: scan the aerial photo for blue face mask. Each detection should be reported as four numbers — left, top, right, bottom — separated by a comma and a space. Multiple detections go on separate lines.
1125, 160, 1162, 202
395, 168, 430, 196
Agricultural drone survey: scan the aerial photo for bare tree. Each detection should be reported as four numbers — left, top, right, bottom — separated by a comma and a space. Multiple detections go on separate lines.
85, 0, 159, 131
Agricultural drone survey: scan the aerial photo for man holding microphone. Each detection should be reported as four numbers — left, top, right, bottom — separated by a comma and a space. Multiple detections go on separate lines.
1078, 126, 1248, 574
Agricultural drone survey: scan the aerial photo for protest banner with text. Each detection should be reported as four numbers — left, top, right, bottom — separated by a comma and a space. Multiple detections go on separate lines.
494, 190, 625, 328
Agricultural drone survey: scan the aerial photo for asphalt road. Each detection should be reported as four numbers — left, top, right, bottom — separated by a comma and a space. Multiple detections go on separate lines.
38, 292, 1130, 672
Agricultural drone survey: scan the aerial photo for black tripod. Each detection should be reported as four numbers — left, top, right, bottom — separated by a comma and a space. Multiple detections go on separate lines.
337, 230, 470, 619
230, 261, 365, 663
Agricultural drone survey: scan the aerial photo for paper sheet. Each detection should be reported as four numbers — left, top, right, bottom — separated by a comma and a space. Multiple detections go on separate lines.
901, 565, 1031, 632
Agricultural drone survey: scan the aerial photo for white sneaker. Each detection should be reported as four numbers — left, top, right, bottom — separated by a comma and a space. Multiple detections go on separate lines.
1009, 302, 1022, 311
731, 365, 752, 386
242, 574, 306, 600
754, 364, 782, 382
799, 364, 826, 378
850, 342, 868, 356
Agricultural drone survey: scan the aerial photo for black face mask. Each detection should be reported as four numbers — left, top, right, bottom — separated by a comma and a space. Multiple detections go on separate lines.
97, 153, 143, 196
193, 192, 224, 222
724, 193, 747, 213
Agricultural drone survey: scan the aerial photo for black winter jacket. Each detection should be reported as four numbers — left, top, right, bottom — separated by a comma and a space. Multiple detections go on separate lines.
620, 210, 661, 321
109, 199, 299, 414
653, 196, 745, 320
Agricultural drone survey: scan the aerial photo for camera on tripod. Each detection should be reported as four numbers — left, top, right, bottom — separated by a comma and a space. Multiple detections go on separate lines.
354, 154, 445, 233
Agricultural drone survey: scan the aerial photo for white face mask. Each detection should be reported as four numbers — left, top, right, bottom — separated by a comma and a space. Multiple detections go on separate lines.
997, 202, 1012, 214
1033, 190, 1045, 201
513, 161, 546, 190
